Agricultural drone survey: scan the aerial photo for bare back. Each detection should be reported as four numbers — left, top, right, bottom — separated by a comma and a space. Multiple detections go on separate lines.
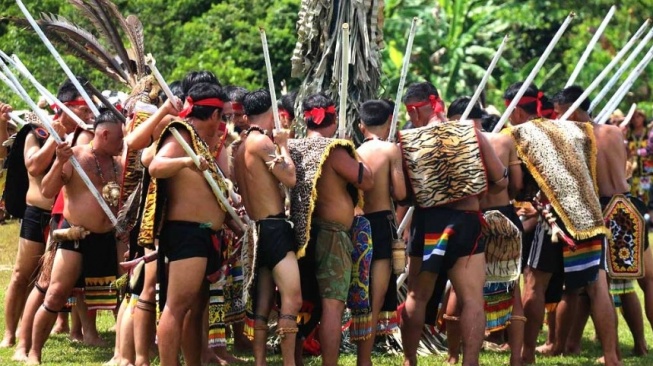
314, 148, 360, 228
356, 139, 406, 214
593, 123, 630, 197
62, 145, 122, 233
480, 132, 520, 209
234, 132, 285, 220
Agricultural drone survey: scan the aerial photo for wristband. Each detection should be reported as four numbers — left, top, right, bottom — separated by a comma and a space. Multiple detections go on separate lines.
492, 167, 509, 184
357, 162, 364, 184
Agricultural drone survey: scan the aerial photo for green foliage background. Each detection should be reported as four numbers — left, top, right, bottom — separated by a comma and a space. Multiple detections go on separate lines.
0, 0, 652, 118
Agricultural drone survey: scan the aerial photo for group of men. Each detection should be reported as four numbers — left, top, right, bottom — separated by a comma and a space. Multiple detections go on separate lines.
0, 69, 649, 366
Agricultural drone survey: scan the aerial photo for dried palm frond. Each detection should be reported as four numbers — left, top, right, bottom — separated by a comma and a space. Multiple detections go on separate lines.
291, 0, 385, 139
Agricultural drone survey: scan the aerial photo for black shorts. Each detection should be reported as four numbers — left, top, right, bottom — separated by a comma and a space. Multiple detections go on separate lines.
408, 206, 484, 275
56, 219, 118, 310
158, 221, 221, 276
255, 213, 296, 270
364, 210, 397, 261
20, 205, 51, 243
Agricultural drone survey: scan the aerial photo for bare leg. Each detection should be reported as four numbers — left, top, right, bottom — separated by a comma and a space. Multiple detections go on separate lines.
51, 312, 70, 334
119, 298, 137, 366
232, 322, 251, 352
181, 288, 207, 366
76, 297, 105, 346
637, 247, 653, 330
27, 249, 82, 365
508, 284, 524, 366
520, 267, 552, 365
586, 270, 622, 366
134, 251, 157, 366
448, 253, 486, 366
70, 299, 83, 342
157, 257, 207, 366
356, 259, 391, 366
444, 287, 462, 364
401, 256, 436, 366
565, 294, 589, 354
618, 291, 648, 355
252, 267, 274, 366
320, 298, 346, 366
2, 238, 44, 347
271, 252, 302, 366
13, 286, 46, 361
551, 291, 578, 355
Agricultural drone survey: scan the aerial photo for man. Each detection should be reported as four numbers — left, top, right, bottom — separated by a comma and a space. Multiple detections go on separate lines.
27, 110, 123, 365
355, 99, 407, 366
402, 82, 447, 129
399, 90, 508, 366
287, 93, 373, 366
0, 102, 9, 160
146, 82, 231, 366
278, 91, 297, 131
506, 90, 621, 366
6, 78, 96, 361
502, 82, 544, 126
233, 89, 302, 365
224, 86, 249, 135
446, 97, 525, 366
553, 86, 648, 357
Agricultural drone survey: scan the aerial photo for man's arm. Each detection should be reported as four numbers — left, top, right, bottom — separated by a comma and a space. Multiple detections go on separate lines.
25, 120, 66, 177
331, 148, 374, 191
506, 138, 523, 199
125, 98, 180, 151
478, 132, 508, 193
254, 130, 296, 188
0, 102, 10, 159
148, 132, 202, 179
41, 142, 74, 199
389, 144, 407, 202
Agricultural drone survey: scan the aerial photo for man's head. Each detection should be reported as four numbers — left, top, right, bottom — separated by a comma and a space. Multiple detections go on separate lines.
223, 85, 249, 133
303, 93, 337, 136
503, 81, 542, 125
447, 97, 484, 127
56, 76, 95, 132
552, 85, 591, 122
243, 89, 273, 131
279, 91, 298, 129
181, 71, 221, 99
93, 110, 124, 156
403, 82, 445, 127
359, 99, 394, 139
179, 83, 227, 128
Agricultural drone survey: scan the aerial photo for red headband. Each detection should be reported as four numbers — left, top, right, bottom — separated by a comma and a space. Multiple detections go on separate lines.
278, 108, 291, 120
405, 95, 444, 115
304, 105, 336, 125
230, 102, 244, 113
504, 91, 544, 117
50, 100, 89, 120
179, 97, 224, 119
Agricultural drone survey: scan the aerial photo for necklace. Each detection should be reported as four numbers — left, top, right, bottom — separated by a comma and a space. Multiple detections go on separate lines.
362, 137, 378, 143
245, 125, 267, 137
91, 142, 120, 208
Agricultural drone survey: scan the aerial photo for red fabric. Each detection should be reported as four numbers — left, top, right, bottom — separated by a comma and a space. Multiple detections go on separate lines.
504, 91, 545, 117
51, 190, 65, 215
230, 102, 244, 113
303, 105, 336, 125
405, 94, 444, 115
178, 97, 225, 119
278, 108, 291, 120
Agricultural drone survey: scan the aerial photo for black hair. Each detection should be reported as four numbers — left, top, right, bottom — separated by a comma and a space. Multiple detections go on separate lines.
403, 81, 440, 103
224, 85, 249, 103
551, 85, 591, 113
302, 93, 336, 129
185, 83, 227, 120
279, 91, 298, 120
93, 109, 121, 130
242, 89, 272, 117
56, 76, 92, 104
360, 99, 394, 126
503, 81, 540, 115
481, 113, 500, 132
447, 96, 483, 120
181, 71, 221, 98
169, 81, 184, 100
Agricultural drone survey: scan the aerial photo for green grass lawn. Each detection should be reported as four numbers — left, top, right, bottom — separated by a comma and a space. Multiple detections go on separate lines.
0, 220, 652, 365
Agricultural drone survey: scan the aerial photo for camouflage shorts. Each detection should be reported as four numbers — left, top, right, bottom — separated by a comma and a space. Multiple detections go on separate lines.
313, 219, 353, 302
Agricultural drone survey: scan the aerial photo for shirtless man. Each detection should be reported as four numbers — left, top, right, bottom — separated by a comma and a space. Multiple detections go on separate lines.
299, 93, 374, 365
554, 86, 642, 360
402, 82, 447, 128
27, 111, 123, 365
355, 99, 407, 366
233, 89, 302, 365
446, 97, 525, 366
149, 82, 230, 366
400, 103, 508, 366
0, 102, 8, 159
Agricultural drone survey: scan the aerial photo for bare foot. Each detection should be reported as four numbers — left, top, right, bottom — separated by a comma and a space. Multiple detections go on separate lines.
596, 356, 605, 364
521, 354, 535, 365
202, 348, 222, 365
0, 334, 15, 348
535, 342, 553, 354
26, 351, 41, 365
213, 347, 244, 364
510, 355, 523, 366
83, 333, 107, 347
233, 335, 252, 353
633, 344, 648, 356
12, 347, 28, 362
103, 355, 121, 366
51, 324, 70, 335
565, 345, 581, 355
69, 331, 83, 343
403, 356, 417, 366
447, 354, 459, 364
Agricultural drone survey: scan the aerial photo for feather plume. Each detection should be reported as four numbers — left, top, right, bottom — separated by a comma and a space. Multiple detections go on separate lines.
116, 180, 142, 233
124, 15, 146, 77
87, 0, 135, 80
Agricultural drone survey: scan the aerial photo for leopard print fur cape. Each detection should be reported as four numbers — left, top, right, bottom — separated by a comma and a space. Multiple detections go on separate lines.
137, 120, 229, 247
398, 121, 488, 208
508, 119, 609, 240
287, 137, 363, 258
